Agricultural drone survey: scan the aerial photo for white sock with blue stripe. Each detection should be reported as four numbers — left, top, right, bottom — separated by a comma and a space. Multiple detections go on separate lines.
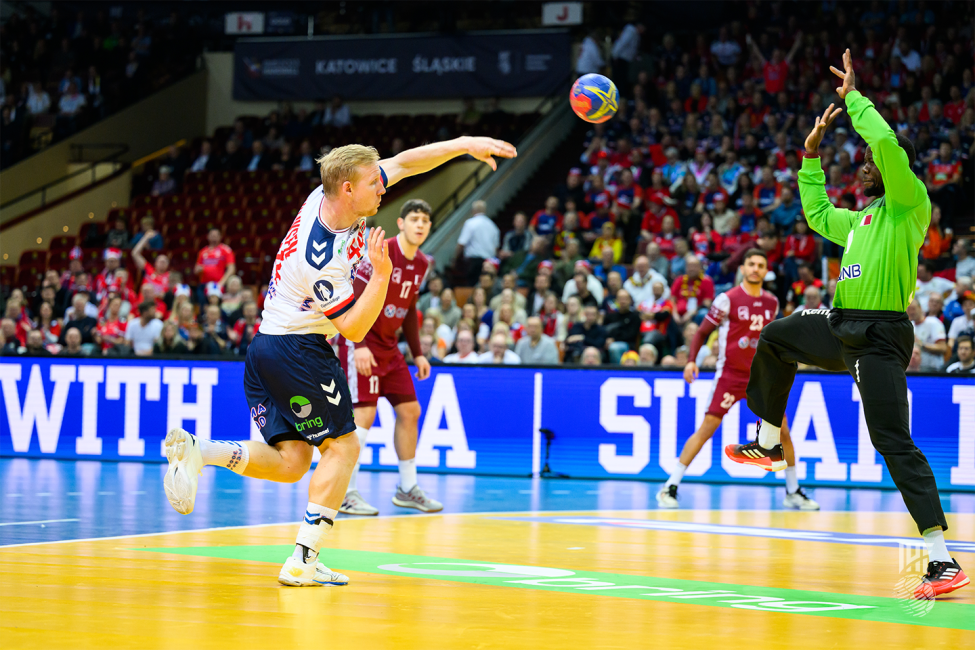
293, 502, 337, 563
199, 439, 249, 475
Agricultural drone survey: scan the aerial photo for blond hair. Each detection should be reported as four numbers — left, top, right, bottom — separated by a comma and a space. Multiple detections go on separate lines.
316, 144, 380, 197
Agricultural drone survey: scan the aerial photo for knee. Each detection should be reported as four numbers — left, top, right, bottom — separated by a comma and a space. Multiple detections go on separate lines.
280, 450, 313, 483
397, 401, 421, 424
327, 431, 361, 467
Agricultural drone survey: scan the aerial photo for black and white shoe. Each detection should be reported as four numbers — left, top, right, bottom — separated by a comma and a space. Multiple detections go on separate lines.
783, 487, 820, 510
656, 484, 679, 509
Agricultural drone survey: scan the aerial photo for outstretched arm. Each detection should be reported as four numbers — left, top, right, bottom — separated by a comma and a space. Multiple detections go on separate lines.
785, 31, 803, 65
131, 230, 153, 270
830, 49, 927, 215
745, 35, 767, 67
379, 136, 517, 187
798, 104, 859, 245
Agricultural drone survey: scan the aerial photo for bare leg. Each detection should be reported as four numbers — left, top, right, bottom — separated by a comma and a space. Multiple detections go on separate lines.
393, 401, 421, 461
308, 432, 361, 510
241, 440, 314, 482
354, 405, 378, 430
780, 415, 796, 467
678, 414, 723, 466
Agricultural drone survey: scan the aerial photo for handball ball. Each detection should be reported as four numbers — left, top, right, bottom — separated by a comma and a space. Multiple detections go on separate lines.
570, 74, 619, 123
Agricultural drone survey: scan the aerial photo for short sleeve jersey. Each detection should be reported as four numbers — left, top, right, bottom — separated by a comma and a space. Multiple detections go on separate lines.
704, 284, 780, 380
260, 185, 369, 336
197, 244, 235, 284
355, 235, 429, 351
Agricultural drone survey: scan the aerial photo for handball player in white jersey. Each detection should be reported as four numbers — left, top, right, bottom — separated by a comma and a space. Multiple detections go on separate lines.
162, 137, 516, 586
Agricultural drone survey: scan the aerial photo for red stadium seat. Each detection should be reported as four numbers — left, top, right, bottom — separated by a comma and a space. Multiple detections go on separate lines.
219, 207, 248, 224
161, 221, 191, 239
81, 248, 102, 268
213, 193, 240, 209
249, 207, 276, 224
224, 219, 254, 238
187, 194, 214, 209
224, 233, 260, 253
159, 194, 187, 210
244, 195, 269, 209
132, 195, 158, 208
19, 250, 49, 267
165, 207, 191, 223
168, 248, 197, 275
0, 265, 16, 288
237, 259, 266, 285
254, 219, 284, 238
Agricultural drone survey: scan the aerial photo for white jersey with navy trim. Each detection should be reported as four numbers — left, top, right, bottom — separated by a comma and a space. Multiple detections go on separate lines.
260, 185, 368, 336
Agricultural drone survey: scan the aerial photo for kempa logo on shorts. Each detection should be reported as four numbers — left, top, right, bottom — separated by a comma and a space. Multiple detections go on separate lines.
290, 395, 312, 418
801, 309, 830, 316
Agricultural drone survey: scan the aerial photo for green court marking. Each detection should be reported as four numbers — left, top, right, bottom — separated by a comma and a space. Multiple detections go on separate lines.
140, 545, 974, 630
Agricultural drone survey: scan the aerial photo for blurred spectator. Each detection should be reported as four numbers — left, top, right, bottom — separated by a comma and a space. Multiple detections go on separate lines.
93, 295, 126, 354
515, 316, 559, 365
580, 346, 603, 366
36, 302, 61, 347
946, 336, 975, 374
671, 255, 714, 324
124, 301, 163, 356
620, 350, 639, 366
920, 204, 953, 267
94, 249, 126, 301
926, 293, 947, 328
419, 334, 441, 363
908, 298, 947, 372
58, 327, 85, 357
589, 221, 624, 263
195, 228, 237, 296
131, 234, 169, 293
216, 139, 247, 171
925, 143, 963, 223
60, 293, 98, 344
498, 212, 533, 260
322, 96, 352, 128
710, 26, 741, 67
604, 289, 640, 360
593, 246, 627, 285
457, 98, 481, 127
104, 216, 129, 249
915, 260, 953, 312
531, 197, 563, 241
576, 30, 606, 75
954, 241, 975, 280
439, 288, 462, 329
947, 291, 975, 352
26, 82, 51, 115
444, 329, 480, 364
478, 332, 521, 364
189, 140, 213, 173
418, 276, 444, 314
553, 238, 584, 289
228, 301, 261, 355
246, 141, 272, 172
154, 320, 189, 356
563, 267, 603, 307
786, 262, 823, 312
539, 293, 566, 343
638, 343, 658, 366
128, 218, 163, 250
611, 23, 643, 89
625, 255, 670, 305
566, 305, 606, 363
746, 32, 802, 95
56, 81, 86, 135
21, 330, 51, 357
455, 201, 500, 285
527, 273, 552, 316
767, 187, 803, 233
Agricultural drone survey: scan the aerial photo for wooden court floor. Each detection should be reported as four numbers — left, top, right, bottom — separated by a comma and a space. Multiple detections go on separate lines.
1, 509, 973, 650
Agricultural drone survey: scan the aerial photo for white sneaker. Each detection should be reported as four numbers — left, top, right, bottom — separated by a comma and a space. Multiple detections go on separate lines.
656, 485, 679, 509
392, 485, 443, 512
784, 487, 820, 511
278, 555, 349, 587
339, 490, 379, 516
163, 428, 204, 515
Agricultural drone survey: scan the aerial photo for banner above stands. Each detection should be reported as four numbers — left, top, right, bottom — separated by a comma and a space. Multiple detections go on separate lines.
1, 359, 973, 491
232, 30, 571, 100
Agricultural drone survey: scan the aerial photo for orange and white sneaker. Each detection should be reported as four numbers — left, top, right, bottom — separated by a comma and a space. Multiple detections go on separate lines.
724, 441, 787, 472
914, 559, 969, 599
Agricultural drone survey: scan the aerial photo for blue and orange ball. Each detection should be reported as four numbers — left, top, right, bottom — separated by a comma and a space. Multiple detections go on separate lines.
570, 74, 619, 123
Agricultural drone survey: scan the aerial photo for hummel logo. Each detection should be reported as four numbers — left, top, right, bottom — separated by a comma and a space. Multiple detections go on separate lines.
312, 240, 327, 251
321, 381, 342, 406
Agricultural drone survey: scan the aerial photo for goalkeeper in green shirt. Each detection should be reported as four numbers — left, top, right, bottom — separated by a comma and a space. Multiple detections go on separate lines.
726, 50, 967, 598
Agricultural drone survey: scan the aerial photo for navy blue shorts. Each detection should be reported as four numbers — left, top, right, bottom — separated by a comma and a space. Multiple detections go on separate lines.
244, 333, 356, 446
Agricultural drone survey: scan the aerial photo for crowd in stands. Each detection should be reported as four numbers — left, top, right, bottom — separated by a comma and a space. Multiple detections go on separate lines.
0, 5, 200, 168
411, 1, 973, 371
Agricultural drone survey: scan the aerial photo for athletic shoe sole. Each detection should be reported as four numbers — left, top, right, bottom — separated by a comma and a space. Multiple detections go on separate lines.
163, 428, 202, 515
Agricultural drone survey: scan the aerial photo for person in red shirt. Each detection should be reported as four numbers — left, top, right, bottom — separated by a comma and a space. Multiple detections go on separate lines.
745, 91, 771, 130
717, 214, 756, 252
786, 262, 823, 313
689, 212, 720, 256
640, 199, 679, 239
229, 301, 262, 354
944, 85, 966, 124
94, 295, 127, 353
653, 215, 680, 260
783, 217, 817, 265
644, 169, 672, 207
195, 228, 236, 301
925, 142, 963, 222
94, 248, 124, 301
132, 229, 171, 296
746, 32, 802, 95
670, 255, 715, 324
333, 199, 441, 516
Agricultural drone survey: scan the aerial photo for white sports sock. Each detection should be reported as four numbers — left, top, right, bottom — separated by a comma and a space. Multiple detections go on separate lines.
293, 502, 337, 563
665, 462, 687, 488
785, 466, 799, 493
398, 458, 417, 492
199, 439, 249, 475
923, 529, 952, 563
347, 426, 370, 493
757, 419, 781, 449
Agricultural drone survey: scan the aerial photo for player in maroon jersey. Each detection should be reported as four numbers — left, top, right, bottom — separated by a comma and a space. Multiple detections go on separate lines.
332, 199, 442, 515
656, 249, 819, 510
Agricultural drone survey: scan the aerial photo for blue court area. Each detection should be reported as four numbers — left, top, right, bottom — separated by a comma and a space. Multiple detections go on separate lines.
2, 457, 974, 547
